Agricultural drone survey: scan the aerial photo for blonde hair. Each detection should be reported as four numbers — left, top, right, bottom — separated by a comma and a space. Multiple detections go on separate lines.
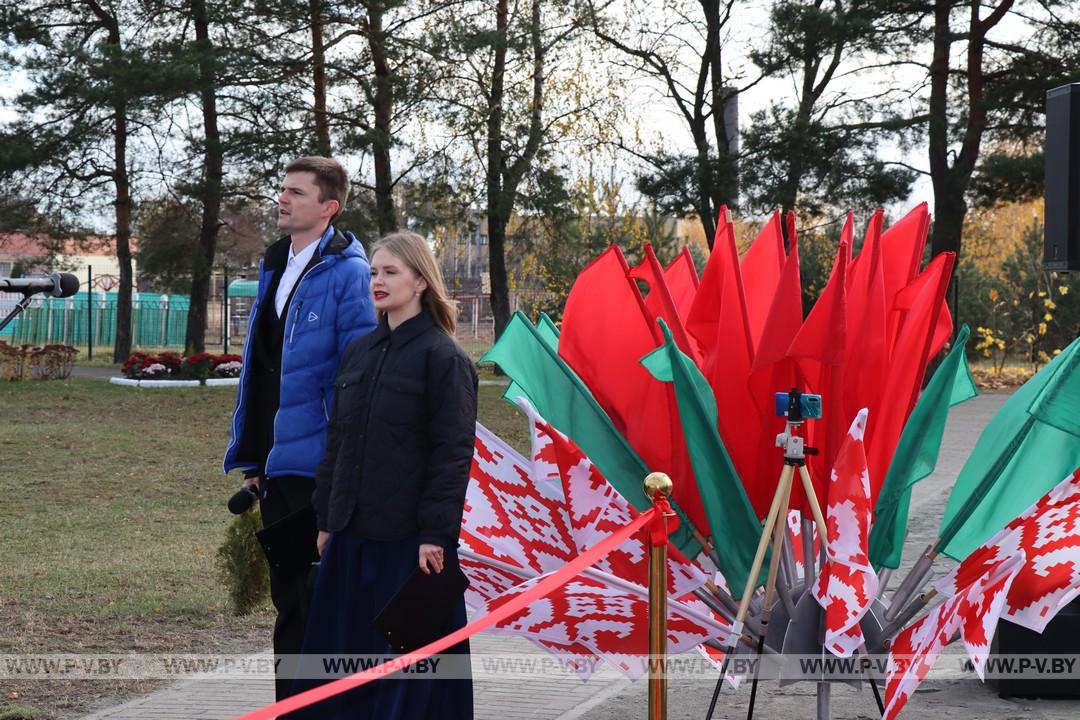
371, 231, 458, 335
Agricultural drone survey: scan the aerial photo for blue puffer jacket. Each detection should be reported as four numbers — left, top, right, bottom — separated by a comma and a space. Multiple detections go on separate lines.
223, 227, 376, 478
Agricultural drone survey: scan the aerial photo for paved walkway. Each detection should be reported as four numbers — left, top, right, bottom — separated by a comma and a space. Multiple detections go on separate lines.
80, 392, 1080, 719
80, 633, 633, 719
70, 365, 120, 380
72, 365, 510, 387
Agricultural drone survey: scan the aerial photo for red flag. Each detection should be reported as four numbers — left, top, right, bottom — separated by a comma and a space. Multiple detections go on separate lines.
559, 245, 706, 534
839, 211, 854, 265
866, 252, 955, 501
745, 212, 806, 516
880, 204, 930, 353
741, 210, 786, 352
843, 210, 888, 447
629, 244, 695, 357
928, 301, 954, 361
686, 207, 760, 501
662, 247, 699, 323
787, 234, 849, 508
559, 246, 654, 435
790, 235, 848, 368
752, 211, 803, 374
686, 207, 754, 364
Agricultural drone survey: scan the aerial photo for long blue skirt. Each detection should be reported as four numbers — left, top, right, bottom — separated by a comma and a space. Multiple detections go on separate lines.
291, 534, 473, 719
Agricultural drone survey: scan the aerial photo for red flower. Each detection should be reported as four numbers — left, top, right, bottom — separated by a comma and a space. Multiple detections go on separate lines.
212, 353, 242, 368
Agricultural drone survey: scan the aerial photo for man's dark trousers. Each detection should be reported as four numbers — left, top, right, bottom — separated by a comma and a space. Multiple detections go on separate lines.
259, 474, 317, 701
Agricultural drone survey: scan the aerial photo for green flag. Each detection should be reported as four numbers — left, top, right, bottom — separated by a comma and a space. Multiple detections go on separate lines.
537, 312, 560, 346
938, 334, 1080, 560
641, 319, 766, 593
868, 325, 977, 569
503, 313, 560, 406
481, 312, 701, 557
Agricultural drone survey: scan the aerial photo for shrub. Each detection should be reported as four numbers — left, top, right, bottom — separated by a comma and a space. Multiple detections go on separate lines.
121, 351, 242, 380
957, 217, 1080, 372
216, 507, 269, 615
0, 341, 27, 381
211, 353, 243, 378
1, 342, 78, 381
27, 345, 79, 380
182, 352, 215, 380
0, 704, 39, 720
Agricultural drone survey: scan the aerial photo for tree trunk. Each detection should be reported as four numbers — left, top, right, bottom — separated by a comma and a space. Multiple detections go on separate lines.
112, 117, 133, 363
310, 0, 331, 155
104, 16, 132, 363
703, 0, 737, 217
185, 0, 224, 355
368, 0, 397, 235
486, 0, 545, 342
779, 92, 815, 221
926, 0, 1012, 259
695, 139, 718, 249
486, 0, 509, 341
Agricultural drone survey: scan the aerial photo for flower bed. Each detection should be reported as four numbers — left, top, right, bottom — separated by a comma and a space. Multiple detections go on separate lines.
0, 341, 79, 381
122, 351, 242, 381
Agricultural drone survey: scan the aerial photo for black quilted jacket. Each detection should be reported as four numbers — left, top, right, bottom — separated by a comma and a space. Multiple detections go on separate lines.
313, 308, 478, 548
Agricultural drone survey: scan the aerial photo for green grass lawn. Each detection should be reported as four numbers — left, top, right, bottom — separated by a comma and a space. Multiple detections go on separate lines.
0, 376, 525, 718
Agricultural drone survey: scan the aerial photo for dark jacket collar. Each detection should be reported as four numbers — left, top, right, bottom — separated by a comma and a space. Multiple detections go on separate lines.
370, 307, 436, 348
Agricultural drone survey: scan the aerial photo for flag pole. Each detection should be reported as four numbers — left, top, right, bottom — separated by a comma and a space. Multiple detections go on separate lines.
645, 471, 674, 720
746, 465, 795, 720
802, 516, 818, 585
709, 409, 813, 720
881, 589, 939, 639
885, 545, 937, 621
794, 452, 885, 716
705, 463, 794, 720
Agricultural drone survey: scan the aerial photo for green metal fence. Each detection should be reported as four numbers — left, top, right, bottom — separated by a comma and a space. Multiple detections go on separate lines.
1, 292, 192, 348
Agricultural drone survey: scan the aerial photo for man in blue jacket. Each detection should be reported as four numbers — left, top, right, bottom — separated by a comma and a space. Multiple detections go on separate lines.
223, 156, 376, 700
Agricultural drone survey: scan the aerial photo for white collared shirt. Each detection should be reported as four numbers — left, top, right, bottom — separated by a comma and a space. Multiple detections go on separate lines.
275, 237, 321, 318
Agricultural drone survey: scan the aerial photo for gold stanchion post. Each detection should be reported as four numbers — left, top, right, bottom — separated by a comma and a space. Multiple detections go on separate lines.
645, 471, 673, 720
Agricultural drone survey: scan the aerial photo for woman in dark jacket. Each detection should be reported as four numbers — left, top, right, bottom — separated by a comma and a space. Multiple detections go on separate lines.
296, 231, 478, 719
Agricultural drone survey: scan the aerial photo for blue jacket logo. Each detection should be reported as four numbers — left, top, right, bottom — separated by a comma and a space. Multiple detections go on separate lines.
308, 312, 319, 322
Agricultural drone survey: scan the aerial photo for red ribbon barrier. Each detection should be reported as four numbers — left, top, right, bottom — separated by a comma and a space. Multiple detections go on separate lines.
234, 507, 658, 720
649, 496, 678, 546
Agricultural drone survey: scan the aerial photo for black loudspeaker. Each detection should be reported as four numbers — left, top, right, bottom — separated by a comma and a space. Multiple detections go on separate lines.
990, 596, 1080, 699
1045, 83, 1080, 271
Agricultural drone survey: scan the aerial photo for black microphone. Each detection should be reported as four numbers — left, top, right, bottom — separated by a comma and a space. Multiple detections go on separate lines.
0, 273, 81, 298
227, 486, 259, 514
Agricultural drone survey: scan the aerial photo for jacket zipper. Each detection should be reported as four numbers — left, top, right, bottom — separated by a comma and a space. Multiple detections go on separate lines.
268, 258, 326, 471
290, 299, 305, 345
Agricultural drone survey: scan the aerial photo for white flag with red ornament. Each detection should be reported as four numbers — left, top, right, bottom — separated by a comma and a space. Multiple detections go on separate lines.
885, 554, 1025, 719
811, 409, 878, 657
481, 567, 729, 680
951, 553, 1025, 679
463, 423, 602, 677
518, 398, 710, 597
883, 594, 954, 720
936, 468, 1080, 634
461, 409, 731, 680
788, 508, 821, 581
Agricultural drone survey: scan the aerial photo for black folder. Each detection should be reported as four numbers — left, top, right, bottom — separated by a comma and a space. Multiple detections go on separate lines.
255, 505, 319, 576
373, 557, 470, 654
